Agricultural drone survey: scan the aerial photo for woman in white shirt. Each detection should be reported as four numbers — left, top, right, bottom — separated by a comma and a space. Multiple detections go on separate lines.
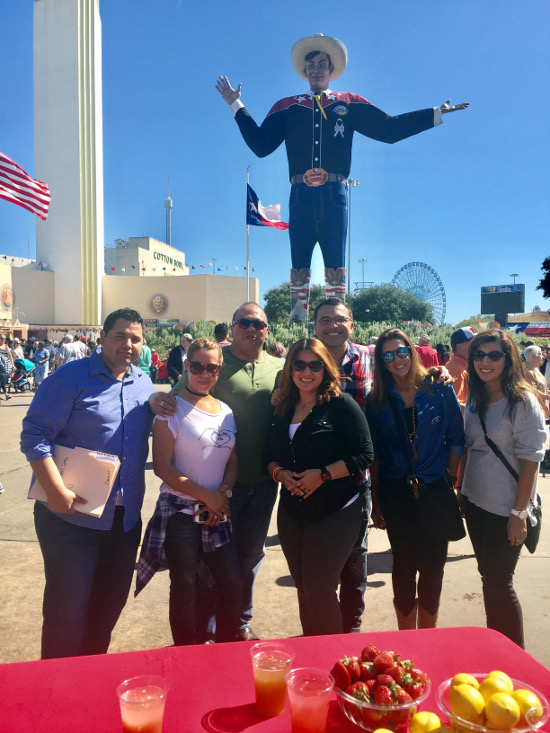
136, 338, 241, 645
461, 330, 546, 647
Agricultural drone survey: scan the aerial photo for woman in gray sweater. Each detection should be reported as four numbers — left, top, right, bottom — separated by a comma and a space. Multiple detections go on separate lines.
461, 330, 546, 647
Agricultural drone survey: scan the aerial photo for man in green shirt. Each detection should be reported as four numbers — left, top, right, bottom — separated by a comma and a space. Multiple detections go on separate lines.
174, 302, 283, 640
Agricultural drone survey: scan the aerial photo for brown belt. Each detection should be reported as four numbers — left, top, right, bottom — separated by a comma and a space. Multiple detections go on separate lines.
290, 169, 347, 187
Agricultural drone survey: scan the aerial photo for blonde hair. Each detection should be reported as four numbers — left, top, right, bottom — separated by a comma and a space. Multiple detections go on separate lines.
186, 337, 223, 363
369, 328, 429, 409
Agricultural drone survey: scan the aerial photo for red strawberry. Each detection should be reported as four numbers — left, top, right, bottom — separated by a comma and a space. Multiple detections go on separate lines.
375, 674, 395, 689
388, 689, 415, 724
365, 679, 377, 695
346, 681, 370, 701
395, 688, 413, 706
360, 643, 379, 663
360, 662, 378, 681
345, 657, 361, 683
385, 665, 406, 686
404, 681, 425, 700
374, 685, 395, 706
373, 650, 395, 672
330, 660, 351, 691
409, 667, 428, 683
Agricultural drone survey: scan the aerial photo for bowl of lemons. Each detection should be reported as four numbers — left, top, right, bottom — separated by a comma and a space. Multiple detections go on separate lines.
438, 672, 548, 733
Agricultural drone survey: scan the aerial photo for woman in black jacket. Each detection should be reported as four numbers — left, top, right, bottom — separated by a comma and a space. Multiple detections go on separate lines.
265, 338, 373, 635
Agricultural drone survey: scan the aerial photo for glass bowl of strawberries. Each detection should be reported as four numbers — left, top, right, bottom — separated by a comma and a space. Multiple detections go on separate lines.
331, 644, 430, 731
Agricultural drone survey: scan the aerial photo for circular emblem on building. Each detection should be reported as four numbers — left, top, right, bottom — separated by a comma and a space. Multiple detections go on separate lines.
148, 293, 169, 315
0, 284, 14, 312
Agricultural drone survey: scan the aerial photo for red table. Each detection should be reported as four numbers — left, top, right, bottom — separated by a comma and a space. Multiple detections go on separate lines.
2, 628, 549, 732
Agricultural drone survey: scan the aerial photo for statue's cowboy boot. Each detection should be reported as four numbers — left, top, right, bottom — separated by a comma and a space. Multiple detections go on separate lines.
289, 268, 311, 323
324, 267, 346, 299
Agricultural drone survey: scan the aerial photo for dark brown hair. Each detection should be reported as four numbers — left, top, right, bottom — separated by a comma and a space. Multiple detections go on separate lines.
275, 338, 341, 416
467, 330, 542, 420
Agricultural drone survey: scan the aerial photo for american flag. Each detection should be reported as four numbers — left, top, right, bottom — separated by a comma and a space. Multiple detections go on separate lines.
0, 152, 51, 220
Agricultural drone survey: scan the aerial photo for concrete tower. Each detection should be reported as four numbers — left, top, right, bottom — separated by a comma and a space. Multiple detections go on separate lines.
164, 172, 173, 246
33, 0, 104, 325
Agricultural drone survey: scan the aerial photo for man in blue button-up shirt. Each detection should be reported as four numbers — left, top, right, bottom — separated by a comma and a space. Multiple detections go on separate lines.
21, 307, 175, 659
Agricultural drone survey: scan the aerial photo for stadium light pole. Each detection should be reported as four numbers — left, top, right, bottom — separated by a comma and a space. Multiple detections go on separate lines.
510, 273, 519, 284
358, 258, 367, 289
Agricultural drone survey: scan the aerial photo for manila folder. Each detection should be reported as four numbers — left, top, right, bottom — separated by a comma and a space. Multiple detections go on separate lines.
28, 445, 120, 517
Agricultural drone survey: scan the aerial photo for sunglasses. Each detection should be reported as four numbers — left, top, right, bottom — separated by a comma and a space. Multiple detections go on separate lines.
472, 350, 505, 362
188, 361, 221, 376
292, 359, 324, 373
232, 318, 267, 331
381, 346, 410, 363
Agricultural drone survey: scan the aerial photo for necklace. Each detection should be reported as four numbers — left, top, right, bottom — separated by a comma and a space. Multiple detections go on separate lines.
408, 405, 417, 440
185, 386, 209, 397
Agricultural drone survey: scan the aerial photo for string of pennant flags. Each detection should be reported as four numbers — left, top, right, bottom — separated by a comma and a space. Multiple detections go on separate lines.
107, 264, 256, 274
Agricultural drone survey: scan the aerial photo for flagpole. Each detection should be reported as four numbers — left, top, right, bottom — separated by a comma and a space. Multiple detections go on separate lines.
246, 166, 250, 301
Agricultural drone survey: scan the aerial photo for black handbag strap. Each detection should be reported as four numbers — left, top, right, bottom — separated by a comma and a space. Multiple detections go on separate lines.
478, 413, 519, 481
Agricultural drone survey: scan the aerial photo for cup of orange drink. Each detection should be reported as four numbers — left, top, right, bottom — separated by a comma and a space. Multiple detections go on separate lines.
250, 641, 295, 716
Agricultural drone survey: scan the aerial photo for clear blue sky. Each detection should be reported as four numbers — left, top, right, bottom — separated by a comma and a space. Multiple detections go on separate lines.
1, 0, 549, 325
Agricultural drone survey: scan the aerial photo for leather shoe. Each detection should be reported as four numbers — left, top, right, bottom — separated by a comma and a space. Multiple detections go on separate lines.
236, 625, 260, 642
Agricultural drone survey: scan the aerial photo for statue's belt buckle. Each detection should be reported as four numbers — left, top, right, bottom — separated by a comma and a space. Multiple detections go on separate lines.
303, 168, 328, 187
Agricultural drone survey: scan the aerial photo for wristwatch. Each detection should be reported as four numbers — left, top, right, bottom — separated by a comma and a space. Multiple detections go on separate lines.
320, 466, 332, 482
510, 508, 529, 520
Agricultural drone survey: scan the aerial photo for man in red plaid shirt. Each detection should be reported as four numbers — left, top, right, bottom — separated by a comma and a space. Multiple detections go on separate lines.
313, 297, 374, 632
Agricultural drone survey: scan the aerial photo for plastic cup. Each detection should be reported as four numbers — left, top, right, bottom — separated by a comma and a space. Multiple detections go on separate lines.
250, 641, 295, 717
286, 667, 334, 733
116, 675, 169, 733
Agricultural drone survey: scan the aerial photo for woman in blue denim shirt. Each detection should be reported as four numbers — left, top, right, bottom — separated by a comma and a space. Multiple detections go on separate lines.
366, 328, 464, 630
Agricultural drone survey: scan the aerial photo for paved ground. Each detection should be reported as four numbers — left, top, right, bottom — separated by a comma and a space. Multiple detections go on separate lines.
1, 387, 549, 667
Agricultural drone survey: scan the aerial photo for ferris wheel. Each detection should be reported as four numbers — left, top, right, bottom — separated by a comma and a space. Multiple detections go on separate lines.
391, 262, 447, 324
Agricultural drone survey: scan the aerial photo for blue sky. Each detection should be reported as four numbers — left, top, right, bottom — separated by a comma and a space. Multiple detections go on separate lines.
1, 0, 549, 325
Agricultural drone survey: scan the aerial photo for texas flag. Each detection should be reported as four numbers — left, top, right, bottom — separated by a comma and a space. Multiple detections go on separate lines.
246, 184, 288, 230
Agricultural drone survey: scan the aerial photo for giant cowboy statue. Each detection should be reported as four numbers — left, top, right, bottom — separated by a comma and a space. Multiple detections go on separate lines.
216, 33, 468, 323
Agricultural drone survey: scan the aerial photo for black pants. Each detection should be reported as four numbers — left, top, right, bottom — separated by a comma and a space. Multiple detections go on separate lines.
34, 503, 141, 659
379, 478, 448, 616
277, 498, 362, 636
463, 496, 524, 648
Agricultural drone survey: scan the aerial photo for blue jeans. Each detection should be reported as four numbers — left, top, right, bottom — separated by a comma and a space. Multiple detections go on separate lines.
289, 182, 348, 270
164, 512, 242, 645
34, 502, 141, 659
339, 489, 371, 632
463, 496, 524, 647
230, 479, 278, 628
278, 498, 362, 636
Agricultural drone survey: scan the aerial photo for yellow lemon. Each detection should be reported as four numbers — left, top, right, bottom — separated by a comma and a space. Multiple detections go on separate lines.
450, 674, 480, 690
485, 671, 514, 695
410, 711, 442, 733
373, 729, 395, 733
478, 675, 512, 702
512, 689, 543, 726
450, 684, 486, 723
485, 692, 520, 729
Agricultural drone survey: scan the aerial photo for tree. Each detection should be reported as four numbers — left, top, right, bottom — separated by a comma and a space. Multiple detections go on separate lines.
349, 284, 434, 323
263, 282, 326, 323
536, 256, 550, 299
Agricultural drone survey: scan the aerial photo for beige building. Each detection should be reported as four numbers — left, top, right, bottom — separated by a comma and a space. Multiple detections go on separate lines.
104, 237, 189, 277
0, 254, 258, 338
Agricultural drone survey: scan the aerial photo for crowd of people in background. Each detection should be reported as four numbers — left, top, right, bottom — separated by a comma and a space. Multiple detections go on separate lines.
10, 301, 550, 660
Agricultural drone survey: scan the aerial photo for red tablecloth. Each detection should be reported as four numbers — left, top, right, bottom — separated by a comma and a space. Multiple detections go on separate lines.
2, 627, 549, 732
